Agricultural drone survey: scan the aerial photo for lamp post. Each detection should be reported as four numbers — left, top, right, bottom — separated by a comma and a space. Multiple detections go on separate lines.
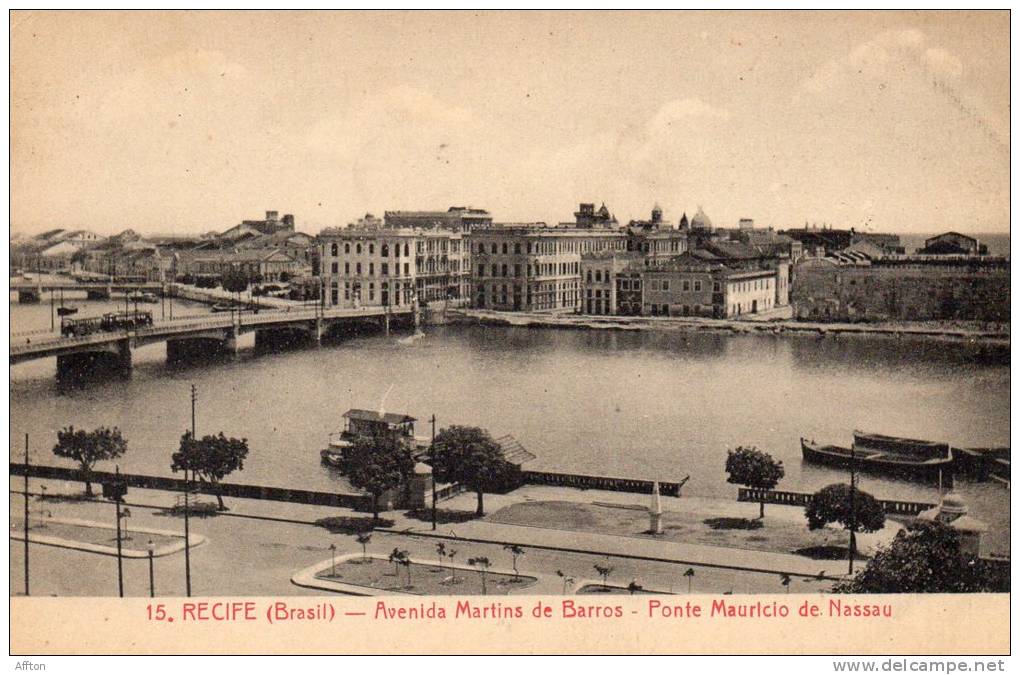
430, 414, 437, 531
23, 434, 29, 599
114, 474, 124, 598
147, 539, 156, 597
183, 383, 195, 597
329, 543, 337, 578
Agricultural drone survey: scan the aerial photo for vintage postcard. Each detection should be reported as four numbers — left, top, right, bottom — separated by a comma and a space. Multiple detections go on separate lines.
7, 9, 1011, 661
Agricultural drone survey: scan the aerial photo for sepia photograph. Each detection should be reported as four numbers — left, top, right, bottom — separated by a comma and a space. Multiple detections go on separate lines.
7, 8, 1011, 659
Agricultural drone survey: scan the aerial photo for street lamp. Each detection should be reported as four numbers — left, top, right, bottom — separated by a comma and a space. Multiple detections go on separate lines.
329, 543, 337, 578
147, 539, 156, 597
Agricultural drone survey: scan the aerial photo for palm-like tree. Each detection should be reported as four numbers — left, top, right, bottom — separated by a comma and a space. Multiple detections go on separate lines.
593, 562, 614, 591
436, 542, 447, 570
627, 580, 643, 595
556, 570, 574, 595
683, 567, 695, 594
780, 573, 791, 593
356, 532, 371, 562
503, 544, 525, 581
447, 548, 459, 584
388, 547, 408, 577
468, 556, 492, 595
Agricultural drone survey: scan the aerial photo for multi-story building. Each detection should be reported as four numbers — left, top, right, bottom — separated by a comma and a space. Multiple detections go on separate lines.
318, 226, 469, 309
625, 205, 689, 263
580, 251, 643, 315
384, 206, 492, 233
471, 223, 627, 311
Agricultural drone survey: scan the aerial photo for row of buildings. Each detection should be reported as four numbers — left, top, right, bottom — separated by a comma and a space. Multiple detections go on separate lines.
318, 203, 796, 319
14, 205, 1005, 324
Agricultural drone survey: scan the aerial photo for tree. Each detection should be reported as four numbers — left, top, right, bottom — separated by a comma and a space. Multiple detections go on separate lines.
468, 556, 492, 595
339, 432, 414, 521
388, 548, 409, 581
593, 563, 614, 590
834, 520, 1009, 594
435, 542, 447, 570
222, 271, 249, 310
805, 483, 886, 572
725, 446, 785, 519
53, 426, 128, 496
356, 532, 372, 561
447, 548, 459, 584
171, 431, 249, 511
503, 544, 525, 580
627, 580, 643, 595
432, 426, 519, 516
683, 567, 695, 593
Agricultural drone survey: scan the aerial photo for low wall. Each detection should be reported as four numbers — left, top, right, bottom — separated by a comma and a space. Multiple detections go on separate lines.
10, 463, 370, 510
737, 487, 934, 516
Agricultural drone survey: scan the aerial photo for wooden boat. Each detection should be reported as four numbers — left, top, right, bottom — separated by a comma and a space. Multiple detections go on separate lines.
210, 303, 236, 313
56, 306, 78, 316
801, 431, 954, 483
127, 291, 158, 303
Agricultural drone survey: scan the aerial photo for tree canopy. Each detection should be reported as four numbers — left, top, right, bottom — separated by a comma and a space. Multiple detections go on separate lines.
806, 483, 886, 533
171, 431, 249, 510
339, 431, 414, 520
725, 446, 785, 518
432, 425, 519, 516
835, 520, 1008, 593
53, 425, 128, 496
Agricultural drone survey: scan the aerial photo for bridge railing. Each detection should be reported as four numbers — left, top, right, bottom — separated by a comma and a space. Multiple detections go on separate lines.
737, 487, 935, 515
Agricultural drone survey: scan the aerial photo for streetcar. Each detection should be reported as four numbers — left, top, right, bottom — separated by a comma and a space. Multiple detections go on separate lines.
61, 311, 153, 337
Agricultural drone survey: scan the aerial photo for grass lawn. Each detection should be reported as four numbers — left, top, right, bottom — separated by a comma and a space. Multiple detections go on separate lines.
314, 557, 537, 596
486, 500, 856, 559
12, 519, 182, 552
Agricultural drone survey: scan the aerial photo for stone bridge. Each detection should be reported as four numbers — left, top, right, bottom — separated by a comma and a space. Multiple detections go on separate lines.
10, 305, 417, 378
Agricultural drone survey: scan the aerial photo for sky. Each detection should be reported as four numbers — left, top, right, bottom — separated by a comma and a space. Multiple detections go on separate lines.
9, 10, 1010, 237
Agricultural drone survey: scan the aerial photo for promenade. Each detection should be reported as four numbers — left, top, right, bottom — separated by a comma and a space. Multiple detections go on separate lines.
10, 477, 852, 597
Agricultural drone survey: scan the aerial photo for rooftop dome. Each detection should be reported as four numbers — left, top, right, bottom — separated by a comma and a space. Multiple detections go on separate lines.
691, 206, 713, 230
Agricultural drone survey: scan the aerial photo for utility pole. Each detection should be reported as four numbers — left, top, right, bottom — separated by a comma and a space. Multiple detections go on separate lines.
115, 466, 124, 597
184, 383, 195, 597
848, 445, 857, 575
23, 434, 30, 599
430, 414, 437, 531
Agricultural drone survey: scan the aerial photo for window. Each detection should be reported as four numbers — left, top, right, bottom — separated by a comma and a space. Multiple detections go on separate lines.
382, 263, 388, 276
662, 280, 670, 291
527, 242, 532, 254
694, 281, 701, 292
491, 243, 497, 254
479, 264, 485, 277
345, 243, 350, 254
330, 243, 338, 256
382, 244, 389, 257
344, 282, 350, 300
356, 262, 362, 274
356, 243, 362, 255
369, 244, 375, 255
369, 263, 374, 275
491, 264, 497, 277
502, 243, 508, 255
404, 243, 409, 257
344, 262, 350, 274
331, 262, 338, 274
514, 243, 521, 254
713, 281, 721, 292
683, 280, 690, 292
369, 283, 375, 301
514, 264, 521, 277
404, 263, 409, 275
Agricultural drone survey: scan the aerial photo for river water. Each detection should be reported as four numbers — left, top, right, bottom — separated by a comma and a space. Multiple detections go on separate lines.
9, 299, 1011, 553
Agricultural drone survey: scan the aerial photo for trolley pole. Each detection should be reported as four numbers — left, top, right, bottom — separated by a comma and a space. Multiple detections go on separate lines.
183, 383, 195, 597
430, 414, 437, 531
114, 467, 124, 598
23, 434, 29, 599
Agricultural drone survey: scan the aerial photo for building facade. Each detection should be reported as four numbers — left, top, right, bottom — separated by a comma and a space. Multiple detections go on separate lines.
471, 224, 627, 311
384, 207, 492, 233
318, 226, 469, 309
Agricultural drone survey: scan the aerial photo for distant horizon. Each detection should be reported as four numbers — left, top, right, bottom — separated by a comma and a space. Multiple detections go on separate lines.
10, 11, 1009, 238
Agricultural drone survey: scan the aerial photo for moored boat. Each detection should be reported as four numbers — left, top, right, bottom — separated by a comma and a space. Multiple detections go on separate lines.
801, 431, 953, 483
56, 306, 78, 316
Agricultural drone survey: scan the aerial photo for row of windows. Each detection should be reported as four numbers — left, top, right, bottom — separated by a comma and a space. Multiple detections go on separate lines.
476, 261, 581, 278
328, 240, 462, 258
475, 239, 625, 256
730, 278, 773, 293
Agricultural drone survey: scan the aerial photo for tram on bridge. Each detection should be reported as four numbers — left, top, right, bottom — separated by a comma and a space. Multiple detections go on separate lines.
60, 310, 154, 337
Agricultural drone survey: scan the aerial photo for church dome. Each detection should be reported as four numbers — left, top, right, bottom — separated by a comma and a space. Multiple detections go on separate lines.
691, 207, 712, 230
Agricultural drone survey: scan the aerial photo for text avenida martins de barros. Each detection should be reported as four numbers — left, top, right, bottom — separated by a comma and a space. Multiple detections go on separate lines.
148, 599, 892, 624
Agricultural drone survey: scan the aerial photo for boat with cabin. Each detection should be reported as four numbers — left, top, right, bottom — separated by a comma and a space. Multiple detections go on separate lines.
321, 408, 432, 468
801, 430, 954, 483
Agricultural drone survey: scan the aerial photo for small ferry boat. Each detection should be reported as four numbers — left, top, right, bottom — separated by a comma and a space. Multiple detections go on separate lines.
801, 430, 954, 483
321, 408, 431, 468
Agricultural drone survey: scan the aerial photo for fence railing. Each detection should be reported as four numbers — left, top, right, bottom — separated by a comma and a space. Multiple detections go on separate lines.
521, 470, 685, 497
737, 487, 935, 515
